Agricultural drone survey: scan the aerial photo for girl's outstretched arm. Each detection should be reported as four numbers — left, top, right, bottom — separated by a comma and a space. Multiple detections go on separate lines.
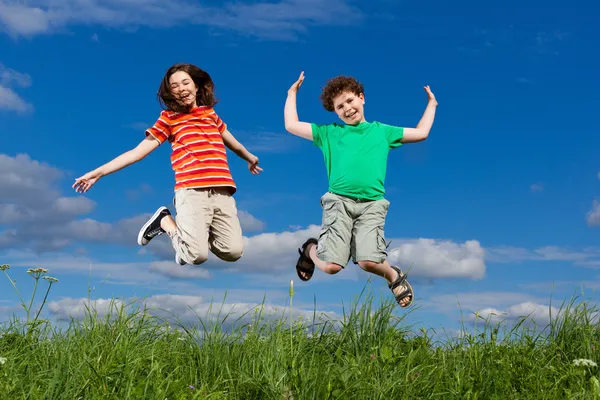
221, 129, 263, 175
73, 136, 160, 193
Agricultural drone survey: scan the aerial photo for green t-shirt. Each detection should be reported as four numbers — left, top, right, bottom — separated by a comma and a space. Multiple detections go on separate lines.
311, 121, 404, 201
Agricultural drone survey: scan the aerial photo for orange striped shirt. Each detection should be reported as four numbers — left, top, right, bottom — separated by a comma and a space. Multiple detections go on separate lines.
145, 106, 236, 193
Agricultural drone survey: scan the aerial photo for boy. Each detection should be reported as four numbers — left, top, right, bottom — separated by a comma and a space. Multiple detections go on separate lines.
283, 71, 438, 307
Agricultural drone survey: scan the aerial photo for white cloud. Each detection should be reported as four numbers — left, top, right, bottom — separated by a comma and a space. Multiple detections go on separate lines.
46, 293, 341, 331
530, 183, 544, 192
428, 290, 598, 331
0, 153, 62, 200
426, 291, 542, 315
0, 63, 33, 112
469, 301, 562, 328
149, 261, 212, 280
387, 239, 486, 280
143, 225, 324, 275
7, 222, 486, 286
238, 210, 266, 233
141, 225, 487, 281
0, 63, 32, 87
486, 245, 600, 265
587, 200, 600, 227
0, 85, 32, 113
0, 0, 364, 41
533, 31, 570, 56
6, 249, 215, 289
208, 231, 486, 281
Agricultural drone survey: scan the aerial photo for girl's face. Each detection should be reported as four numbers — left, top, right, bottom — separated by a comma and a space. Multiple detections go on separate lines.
169, 70, 198, 108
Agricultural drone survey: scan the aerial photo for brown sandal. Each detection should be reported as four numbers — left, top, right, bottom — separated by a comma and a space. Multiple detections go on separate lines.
389, 265, 414, 307
296, 238, 318, 281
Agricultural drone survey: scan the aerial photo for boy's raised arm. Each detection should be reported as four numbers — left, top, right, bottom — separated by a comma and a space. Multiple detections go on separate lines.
284, 71, 313, 141
401, 85, 438, 143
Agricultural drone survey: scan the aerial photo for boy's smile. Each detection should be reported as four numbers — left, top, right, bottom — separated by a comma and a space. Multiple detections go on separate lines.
332, 91, 366, 125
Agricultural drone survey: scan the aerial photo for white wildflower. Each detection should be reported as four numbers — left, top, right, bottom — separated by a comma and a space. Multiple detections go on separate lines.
0, 357, 6, 365
573, 359, 598, 368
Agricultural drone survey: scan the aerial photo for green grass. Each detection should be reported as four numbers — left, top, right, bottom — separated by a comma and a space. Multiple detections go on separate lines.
1, 265, 600, 399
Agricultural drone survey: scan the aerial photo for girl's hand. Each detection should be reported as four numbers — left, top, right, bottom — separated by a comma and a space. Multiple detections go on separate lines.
248, 155, 263, 175
73, 171, 102, 193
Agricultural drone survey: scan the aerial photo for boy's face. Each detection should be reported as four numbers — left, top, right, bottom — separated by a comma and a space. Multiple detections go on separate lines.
332, 91, 365, 125
169, 70, 198, 107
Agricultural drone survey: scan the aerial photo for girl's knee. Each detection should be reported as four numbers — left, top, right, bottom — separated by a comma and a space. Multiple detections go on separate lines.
190, 250, 209, 265
324, 263, 343, 275
214, 241, 243, 262
218, 247, 243, 262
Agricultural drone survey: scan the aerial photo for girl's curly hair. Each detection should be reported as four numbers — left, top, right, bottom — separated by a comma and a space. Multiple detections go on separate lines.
157, 63, 218, 113
319, 75, 364, 112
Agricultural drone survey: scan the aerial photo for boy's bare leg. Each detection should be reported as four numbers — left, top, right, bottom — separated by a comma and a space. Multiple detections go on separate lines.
357, 260, 412, 306
297, 242, 343, 279
296, 244, 412, 307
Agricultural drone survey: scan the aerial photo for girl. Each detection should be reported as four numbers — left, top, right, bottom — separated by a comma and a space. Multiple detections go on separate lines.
73, 63, 262, 265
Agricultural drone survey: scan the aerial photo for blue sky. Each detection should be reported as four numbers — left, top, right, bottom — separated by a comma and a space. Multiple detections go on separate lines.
0, 0, 598, 335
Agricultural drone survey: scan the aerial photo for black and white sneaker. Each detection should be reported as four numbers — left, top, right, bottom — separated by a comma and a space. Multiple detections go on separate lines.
137, 206, 171, 246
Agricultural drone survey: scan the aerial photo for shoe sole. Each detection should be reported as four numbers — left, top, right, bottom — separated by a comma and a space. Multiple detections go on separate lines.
137, 206, 168, 246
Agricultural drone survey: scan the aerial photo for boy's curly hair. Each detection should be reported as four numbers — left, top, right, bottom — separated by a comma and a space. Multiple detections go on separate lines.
319, 75, 364, 112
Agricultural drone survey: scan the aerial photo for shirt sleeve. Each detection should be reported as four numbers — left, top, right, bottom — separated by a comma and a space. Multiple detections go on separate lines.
381, 122, 404, 149
145, 111, 171, 144
212, 110, 227, 134
311, 123, 329, 148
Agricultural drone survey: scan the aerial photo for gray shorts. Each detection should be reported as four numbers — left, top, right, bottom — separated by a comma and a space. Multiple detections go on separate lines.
316, 191, 390, 267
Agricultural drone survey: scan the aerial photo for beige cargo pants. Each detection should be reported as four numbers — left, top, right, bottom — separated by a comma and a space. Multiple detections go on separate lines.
171, 188, 244, 265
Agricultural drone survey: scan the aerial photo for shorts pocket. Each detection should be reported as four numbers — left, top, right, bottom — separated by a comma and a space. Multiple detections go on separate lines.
321, 196, 339, 228
377, 226, 388, 255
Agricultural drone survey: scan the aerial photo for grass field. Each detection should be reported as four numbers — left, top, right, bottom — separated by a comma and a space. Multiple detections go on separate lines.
1, 264, 600, 399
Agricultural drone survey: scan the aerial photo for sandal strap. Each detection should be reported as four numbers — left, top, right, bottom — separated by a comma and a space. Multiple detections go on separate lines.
298, 238, 318, 264
296, 261, 314, 273
388, 265, 407, 290
394, 288, 412, 301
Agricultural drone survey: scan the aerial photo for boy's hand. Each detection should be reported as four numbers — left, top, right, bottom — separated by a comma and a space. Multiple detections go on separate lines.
288, 71, 305, 94
248, 155, 263, 175
424, 85, 438, 106
73, 170, 102, 193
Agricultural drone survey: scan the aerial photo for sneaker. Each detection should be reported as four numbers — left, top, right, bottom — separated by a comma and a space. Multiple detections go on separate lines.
137, 206, 171, 246
175, 252, 186, 265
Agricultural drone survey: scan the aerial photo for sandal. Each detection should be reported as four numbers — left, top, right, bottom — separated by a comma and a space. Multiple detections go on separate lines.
388, 265, 414, 308
296, 238, 318, 281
